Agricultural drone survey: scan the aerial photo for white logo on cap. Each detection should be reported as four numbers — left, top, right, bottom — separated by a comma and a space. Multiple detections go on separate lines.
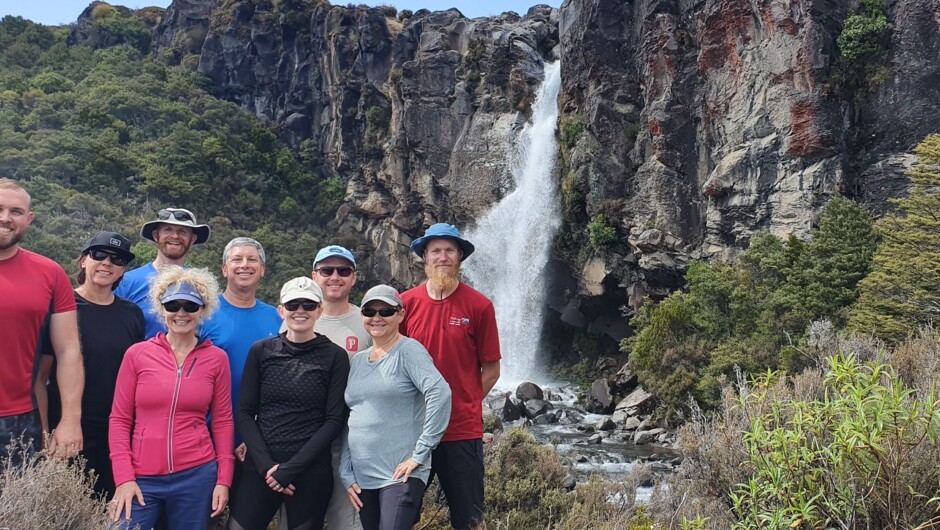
110, 238, 122, 246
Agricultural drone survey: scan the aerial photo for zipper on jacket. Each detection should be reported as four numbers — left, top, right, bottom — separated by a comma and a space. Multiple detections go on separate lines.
167, 362, 184, 473
186, 356, 199, 377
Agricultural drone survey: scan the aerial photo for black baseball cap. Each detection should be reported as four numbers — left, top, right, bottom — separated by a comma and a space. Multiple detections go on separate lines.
81, 231, 135, 261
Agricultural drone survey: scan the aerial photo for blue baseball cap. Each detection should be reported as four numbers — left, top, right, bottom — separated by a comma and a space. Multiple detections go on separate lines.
313, 245, 356, 269
161, 282, 205, 306
410, 223, 475, 261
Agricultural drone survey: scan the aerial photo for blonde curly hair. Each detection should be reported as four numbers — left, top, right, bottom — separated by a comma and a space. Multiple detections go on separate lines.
148, 266, 220, 321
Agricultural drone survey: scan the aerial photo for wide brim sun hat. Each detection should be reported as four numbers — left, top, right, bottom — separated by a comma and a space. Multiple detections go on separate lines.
409, 223, 475, 261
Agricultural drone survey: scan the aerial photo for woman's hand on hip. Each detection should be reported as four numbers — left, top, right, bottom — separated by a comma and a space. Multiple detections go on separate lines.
391, 458, 420, 482
265, 464, 296, 496
111, 480, 144, 521
346, 483, 363, 512
210, 484, 229, 517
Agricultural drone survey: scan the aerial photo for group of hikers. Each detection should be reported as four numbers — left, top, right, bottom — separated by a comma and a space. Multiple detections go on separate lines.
0, 177, 502, 530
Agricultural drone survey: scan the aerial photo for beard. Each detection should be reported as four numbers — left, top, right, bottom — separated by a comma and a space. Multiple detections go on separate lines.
425, 261, 460, 293
158, 239, 191, 260
0, 227, 25, 251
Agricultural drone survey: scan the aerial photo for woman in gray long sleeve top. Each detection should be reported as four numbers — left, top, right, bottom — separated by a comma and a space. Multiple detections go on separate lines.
340, 285, 451, 530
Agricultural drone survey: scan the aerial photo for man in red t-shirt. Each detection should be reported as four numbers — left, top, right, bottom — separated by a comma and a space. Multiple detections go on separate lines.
400, 223, 501, 530
0, 178, 83, 465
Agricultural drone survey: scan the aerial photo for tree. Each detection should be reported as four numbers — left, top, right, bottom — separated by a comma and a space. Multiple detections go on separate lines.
849, 134, 940, 342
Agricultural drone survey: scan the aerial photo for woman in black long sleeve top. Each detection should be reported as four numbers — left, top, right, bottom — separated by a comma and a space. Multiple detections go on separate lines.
228, 277, 350, 530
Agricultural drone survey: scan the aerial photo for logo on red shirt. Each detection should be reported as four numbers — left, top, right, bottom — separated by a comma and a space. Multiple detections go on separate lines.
448, 316, 471, 326
346, 336, 359, 352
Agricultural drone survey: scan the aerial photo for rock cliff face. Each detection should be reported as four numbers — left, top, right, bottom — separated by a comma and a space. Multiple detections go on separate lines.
153, 0, 559, 289
145, 0, 940, 358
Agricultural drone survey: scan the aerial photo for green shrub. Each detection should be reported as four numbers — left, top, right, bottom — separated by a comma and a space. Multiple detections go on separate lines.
588, 214, 617, 247
464, 70, 481, 94
364, 105, 389, 132
730, 354, 940, 529
418, 428, 574, 530
837, 0, 889, 63
560, 115, 585, 148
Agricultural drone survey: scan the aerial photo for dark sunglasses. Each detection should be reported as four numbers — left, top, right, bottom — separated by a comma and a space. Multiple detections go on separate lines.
87, 249, 131, 266
284, 300, 319, 311
157, 209, 195, 223
163, 300, 202, 313
361, 307, 400, 318
315, 266, 354, 278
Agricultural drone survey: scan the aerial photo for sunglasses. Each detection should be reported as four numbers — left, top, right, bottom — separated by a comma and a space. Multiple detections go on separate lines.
87, 249, 131, 266
163, 300, 202, 313
361, 307, 400, 318
315, 266, 354, 278
157, 209, 195, 223
284, 300, 319, 311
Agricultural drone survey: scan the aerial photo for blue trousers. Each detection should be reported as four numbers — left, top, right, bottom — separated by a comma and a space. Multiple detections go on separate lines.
115, 460, 217, 530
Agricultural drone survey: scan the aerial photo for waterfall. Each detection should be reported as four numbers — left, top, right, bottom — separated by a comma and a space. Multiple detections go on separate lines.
463, 61, 562, 384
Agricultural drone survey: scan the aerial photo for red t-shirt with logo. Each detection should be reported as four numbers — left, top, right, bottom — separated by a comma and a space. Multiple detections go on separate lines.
401, 282, 501, 442
0, 248, 77, 416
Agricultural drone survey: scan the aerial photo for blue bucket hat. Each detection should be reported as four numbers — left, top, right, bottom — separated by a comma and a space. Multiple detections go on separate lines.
161, 282, 205, 306
410, 223, 475, 261
313, 245, 356, 269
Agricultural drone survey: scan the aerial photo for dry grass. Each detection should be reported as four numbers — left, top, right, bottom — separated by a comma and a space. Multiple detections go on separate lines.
0, 440, 113, 529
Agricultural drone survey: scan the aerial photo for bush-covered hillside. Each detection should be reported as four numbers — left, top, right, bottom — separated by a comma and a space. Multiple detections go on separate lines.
0, 13, 344, 302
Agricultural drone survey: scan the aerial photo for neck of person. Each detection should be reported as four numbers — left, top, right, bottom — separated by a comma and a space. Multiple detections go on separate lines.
75, 282, 115, 305
0, 244, 18, 261
320, 298, 353, 317
166, 331, 198, 363
286, 329, 316, 344
223, 286, 257, 309
370, 332, 402, 359
425, 280, 460, 300
153, 253, 186, 270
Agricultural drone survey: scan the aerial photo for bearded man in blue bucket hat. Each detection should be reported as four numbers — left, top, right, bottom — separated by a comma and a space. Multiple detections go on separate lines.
400, 223, 501, 530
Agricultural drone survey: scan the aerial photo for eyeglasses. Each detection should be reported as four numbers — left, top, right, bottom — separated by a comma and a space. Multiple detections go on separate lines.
315, 266, 354, 278
163, 300, 202, 313
88, 249, 131, 266
361, 307, 400, 318
284, 300, 319, 311
157, 209, 195, 223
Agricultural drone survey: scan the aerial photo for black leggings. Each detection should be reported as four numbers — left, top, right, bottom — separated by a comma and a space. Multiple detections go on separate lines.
359, 478, 426, 530
227, 458, 332, 530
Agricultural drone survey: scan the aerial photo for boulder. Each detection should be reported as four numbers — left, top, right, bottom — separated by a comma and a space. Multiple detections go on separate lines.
532, 411, 558, 425
612, 365, 638, 395
614, 387, 654, 416
622, 416, 642, 431
587, 433, 603, 444
611, 409, 630, 425
585, 378, 614, 413
491, 394, 521, 422
523, 399, 552, 419
595, 417, 616, 431
557, 409, 584, 425
595, 356, 618, 372
634, 428, 665, 445
515, 382, 544, 402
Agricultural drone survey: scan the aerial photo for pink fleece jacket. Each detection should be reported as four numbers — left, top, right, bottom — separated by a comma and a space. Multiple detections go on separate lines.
109, 333, 234, 487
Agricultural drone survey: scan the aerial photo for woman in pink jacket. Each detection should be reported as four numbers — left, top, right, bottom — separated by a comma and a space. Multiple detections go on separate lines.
109, 266, 234, 529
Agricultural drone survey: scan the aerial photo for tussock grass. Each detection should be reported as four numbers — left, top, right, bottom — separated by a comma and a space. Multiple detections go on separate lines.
0, 440, 113, 529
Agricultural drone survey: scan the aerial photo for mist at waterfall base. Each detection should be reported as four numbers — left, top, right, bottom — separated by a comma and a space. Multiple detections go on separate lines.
462, 61, 562, 386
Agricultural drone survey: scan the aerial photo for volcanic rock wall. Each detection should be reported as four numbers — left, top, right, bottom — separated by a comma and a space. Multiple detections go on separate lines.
140, 0, 940, 356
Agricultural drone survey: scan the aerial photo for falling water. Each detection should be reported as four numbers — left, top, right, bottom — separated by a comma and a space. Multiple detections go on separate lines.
463, 61, 562, 384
